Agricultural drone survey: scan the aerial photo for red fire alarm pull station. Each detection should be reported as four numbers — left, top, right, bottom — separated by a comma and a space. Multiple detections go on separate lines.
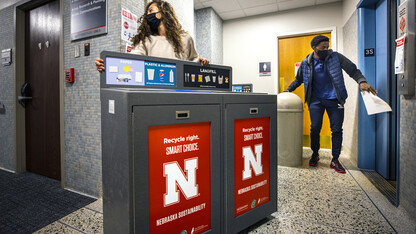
65, 68, 75, 83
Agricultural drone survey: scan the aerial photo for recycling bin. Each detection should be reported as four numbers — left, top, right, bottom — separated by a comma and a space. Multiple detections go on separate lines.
277, 92, 303, 167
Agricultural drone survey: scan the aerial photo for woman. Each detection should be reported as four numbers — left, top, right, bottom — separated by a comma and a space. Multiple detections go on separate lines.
96, 0, 208, 71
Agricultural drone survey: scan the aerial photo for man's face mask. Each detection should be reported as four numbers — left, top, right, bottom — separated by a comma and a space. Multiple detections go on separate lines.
146, 12, 161, 33
315, 49, 329, 60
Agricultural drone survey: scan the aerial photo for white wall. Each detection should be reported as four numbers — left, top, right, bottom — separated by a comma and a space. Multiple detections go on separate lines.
223, 2, 344, 94
342, 0, 360, 25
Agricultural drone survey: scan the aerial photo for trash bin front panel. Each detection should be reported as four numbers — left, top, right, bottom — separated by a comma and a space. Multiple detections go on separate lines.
234, 117, 271, 217
133, 103, 221, 234
224, 102, 277, 234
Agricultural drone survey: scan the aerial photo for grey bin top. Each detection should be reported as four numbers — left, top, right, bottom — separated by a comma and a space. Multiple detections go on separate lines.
277, 92, 303, 112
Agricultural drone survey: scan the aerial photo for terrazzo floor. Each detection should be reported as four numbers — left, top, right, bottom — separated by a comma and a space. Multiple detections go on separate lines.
33, 148, 416, 233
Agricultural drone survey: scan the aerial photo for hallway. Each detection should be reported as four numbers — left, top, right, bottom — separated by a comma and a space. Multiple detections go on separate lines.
24, 149, 414, 233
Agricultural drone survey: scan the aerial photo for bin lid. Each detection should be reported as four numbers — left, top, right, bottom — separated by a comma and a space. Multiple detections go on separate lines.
277, 92, 303, 110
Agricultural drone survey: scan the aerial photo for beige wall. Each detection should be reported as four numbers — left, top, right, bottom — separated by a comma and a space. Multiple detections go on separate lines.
342, 11, 359, 162
223, 1, 361, 160
223, 2, 344, 95
342, 0, 360, 25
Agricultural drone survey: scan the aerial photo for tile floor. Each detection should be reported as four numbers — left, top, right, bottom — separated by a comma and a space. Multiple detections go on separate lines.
34, 148, 416, 233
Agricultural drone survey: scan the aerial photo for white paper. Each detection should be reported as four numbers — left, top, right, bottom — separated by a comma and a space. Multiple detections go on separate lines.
395, 34, 405, 74
361, 92, 392, 115
121, 8, 138, 43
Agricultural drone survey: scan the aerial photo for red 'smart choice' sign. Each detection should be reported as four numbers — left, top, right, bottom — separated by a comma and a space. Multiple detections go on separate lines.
148, 122, 211, 234
234, 117, 270, 217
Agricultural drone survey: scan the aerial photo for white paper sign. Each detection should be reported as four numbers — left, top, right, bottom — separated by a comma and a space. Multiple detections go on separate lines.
121, 8, 138, 43
294, 62, 301, 76
395, 34, 405, 74
361, 92, 392, 115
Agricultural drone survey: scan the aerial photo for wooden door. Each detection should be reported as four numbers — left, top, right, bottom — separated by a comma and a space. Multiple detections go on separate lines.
25, 0, 61, 180
278, 33, 332, 148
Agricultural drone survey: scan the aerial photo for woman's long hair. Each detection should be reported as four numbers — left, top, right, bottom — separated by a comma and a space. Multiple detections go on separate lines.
131, 0, 185, 56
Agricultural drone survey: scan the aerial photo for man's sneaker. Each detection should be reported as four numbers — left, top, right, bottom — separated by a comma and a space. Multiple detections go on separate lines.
309, 153, 320, 166
330, 160, 346, 173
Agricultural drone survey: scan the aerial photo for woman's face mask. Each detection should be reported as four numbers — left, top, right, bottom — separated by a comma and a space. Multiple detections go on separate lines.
146, 12, 161, 32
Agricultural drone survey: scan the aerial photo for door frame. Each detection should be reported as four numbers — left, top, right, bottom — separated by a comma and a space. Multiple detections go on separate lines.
14, 0, 65, 185
275, 27, 338, 95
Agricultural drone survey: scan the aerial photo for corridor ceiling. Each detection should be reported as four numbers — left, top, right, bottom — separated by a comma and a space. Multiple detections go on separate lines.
194, 0, 342, 20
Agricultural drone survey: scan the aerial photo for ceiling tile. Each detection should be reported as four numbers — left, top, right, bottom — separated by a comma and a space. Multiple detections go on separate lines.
202, 0, 241, 13
278, 0, 315, 11
316, 0, 341, 4
237, 0, 277, 9
194, 2, 205, 9
219, 10, 246, 20
244, 4, 278, 17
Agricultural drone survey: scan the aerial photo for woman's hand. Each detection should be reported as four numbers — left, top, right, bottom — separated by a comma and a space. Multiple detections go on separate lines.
360, 82, 377, 95
197, 57, 210, 66
95, 57, 105, 72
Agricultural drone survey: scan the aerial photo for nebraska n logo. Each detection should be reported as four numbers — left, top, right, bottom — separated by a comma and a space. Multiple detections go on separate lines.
242, 144, 263, 180
163, 158, 199, 207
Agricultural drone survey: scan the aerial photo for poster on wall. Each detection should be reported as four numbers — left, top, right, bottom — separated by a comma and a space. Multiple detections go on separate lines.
148, 122, 212, 234
71, 0, 108, 41
121, 8, 138, 43
234, 117, 270, 217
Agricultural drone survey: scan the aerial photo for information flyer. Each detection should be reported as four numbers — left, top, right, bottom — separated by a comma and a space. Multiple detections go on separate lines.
148, 122, 211, 234
234, 117, 270, 217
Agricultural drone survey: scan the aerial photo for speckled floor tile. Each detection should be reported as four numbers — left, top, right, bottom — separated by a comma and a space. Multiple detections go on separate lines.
33, 221, 82, 234
277, 181, 395, 233
348, 170, 416, 233
247, 216, 356, 234
85, 198, 103, 213
278, 166, 361, 191
59, 208, 103, 234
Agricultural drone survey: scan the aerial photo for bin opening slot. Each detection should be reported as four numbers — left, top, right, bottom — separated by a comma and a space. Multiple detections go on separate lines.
250, 108, 258, 115
176, 110, 190, 119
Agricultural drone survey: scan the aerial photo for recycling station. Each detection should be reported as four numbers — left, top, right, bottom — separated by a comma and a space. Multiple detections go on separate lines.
100, 51, 277, 233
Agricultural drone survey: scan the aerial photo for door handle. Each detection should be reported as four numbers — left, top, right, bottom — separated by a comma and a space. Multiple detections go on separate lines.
18, 82, 32, 108
18, 96, 33, 100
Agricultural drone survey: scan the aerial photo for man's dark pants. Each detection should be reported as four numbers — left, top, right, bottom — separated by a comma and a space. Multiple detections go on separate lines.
308, 97, 344, 160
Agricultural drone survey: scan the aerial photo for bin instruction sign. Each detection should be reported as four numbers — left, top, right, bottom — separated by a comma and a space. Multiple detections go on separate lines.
234, 117, 270, 217
105, 57, 176, 87
148, 122, 211, 234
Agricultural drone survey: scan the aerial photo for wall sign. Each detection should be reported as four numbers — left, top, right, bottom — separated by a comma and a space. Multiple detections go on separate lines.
71, 0, 108, 41
234, 117, 270, 217
364, 48, 375, 57
1, 48, 12, 66
121, 8, 137, 43
259, 62, 271, 76
148, 122, 212, 234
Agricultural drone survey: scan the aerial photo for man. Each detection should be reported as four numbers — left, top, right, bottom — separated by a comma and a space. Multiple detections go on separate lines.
285, 35, 376, 173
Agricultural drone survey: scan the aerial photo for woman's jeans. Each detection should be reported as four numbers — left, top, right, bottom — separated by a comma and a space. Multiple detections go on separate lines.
308, 97, 344, 160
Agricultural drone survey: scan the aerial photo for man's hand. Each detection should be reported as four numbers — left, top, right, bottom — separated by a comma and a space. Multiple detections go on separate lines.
360, 82, 377, 95
197, 57, 210, 66
95, 58, 105, 72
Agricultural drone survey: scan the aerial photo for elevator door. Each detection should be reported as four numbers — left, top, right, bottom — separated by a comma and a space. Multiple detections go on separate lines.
25, 0, 61, 180
374, 0, 397, 180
